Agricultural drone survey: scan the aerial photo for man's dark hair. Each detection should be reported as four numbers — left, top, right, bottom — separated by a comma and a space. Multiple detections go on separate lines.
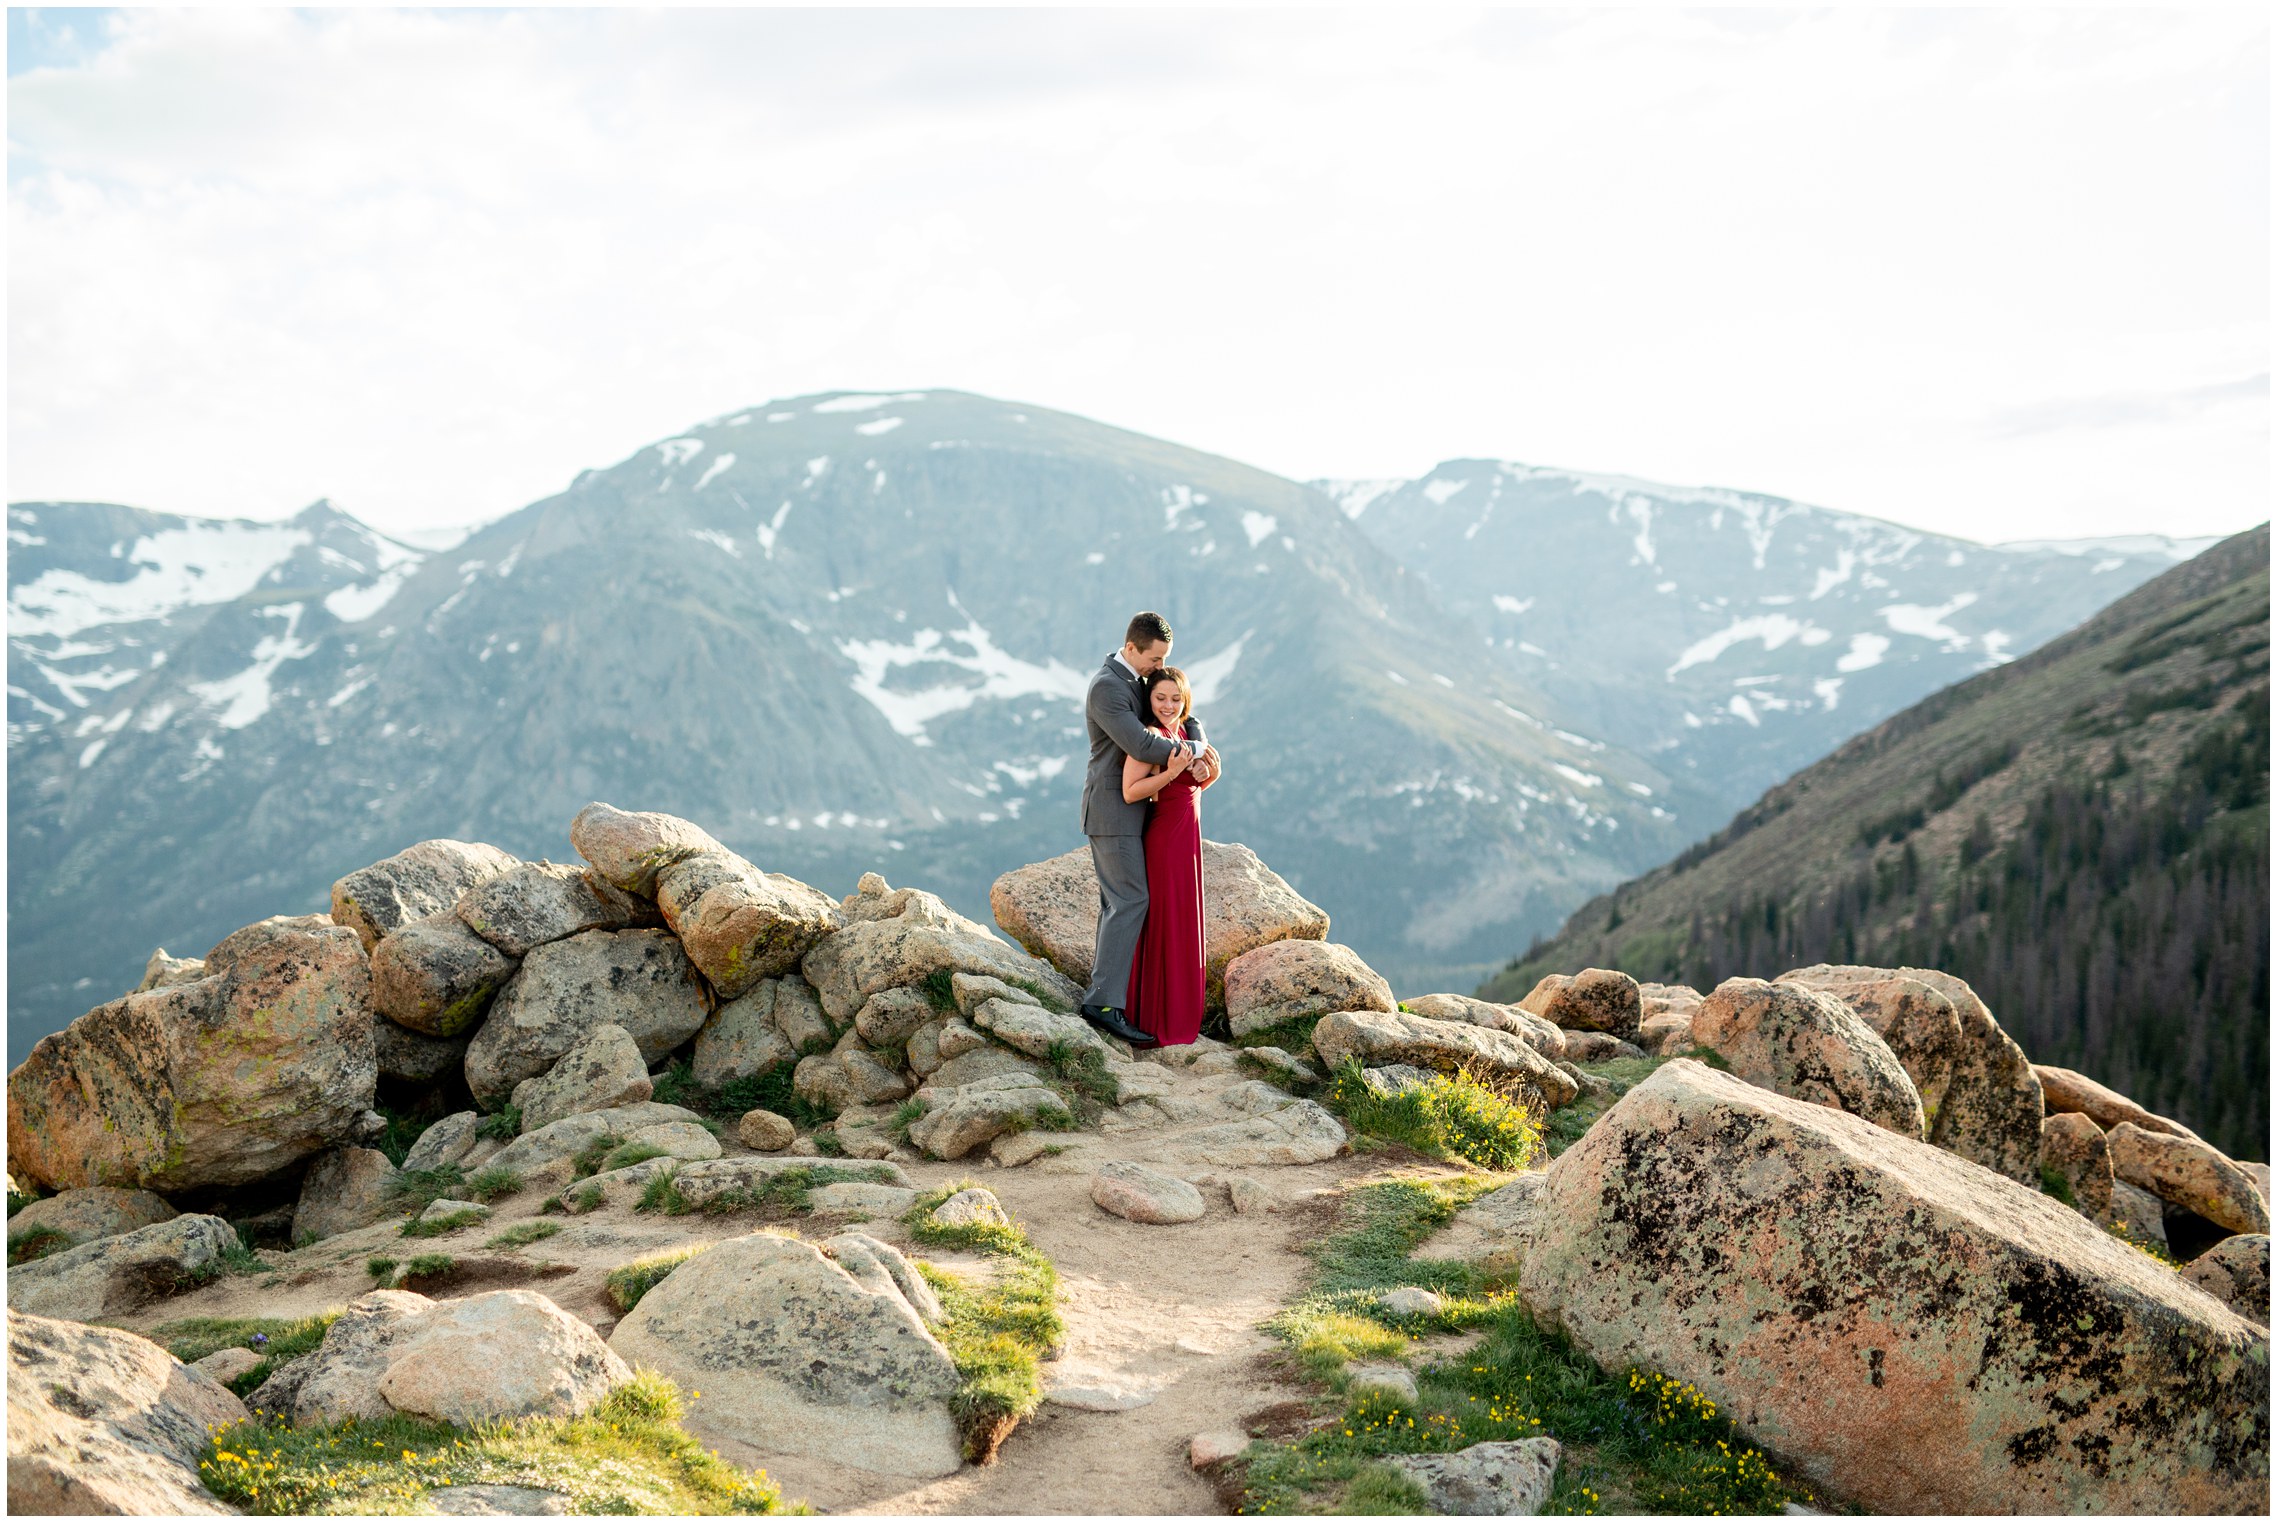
1125, 611, 1173, 649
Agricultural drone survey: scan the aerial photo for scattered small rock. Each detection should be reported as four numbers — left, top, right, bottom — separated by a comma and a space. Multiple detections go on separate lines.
192, 1347, 264, 1384
1347, 1362, 1419, 1405
1092, 1160, 1206, 1224
1377, 1287, 1446, 1317
1190, 1428, 1252, 1468
1382, 1437, 1562, 1516
737, 1109, 796, 1152
418, 1198, 491, 1227
931, 1186, 1012, 1229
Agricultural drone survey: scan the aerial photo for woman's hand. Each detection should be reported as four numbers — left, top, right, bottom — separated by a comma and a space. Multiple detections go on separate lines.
1164, 746, 1192, 776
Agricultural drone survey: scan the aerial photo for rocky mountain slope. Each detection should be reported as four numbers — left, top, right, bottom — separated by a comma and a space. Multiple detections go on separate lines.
9, 394, 1715, 1056
1484, 525, 2270, 1161
1320, 463, 2211, 807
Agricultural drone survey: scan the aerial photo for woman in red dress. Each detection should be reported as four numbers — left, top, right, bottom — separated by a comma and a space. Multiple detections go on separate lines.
1123, 666, 1218, 1046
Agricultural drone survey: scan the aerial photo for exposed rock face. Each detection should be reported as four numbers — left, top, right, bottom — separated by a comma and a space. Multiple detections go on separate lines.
1093, 1160, 1206, 1223
1636, 1012, 1697, 1056
1518, 1060, 2269, 1514
370, 911, 518, 1037
609, 1230, 964, 1477
907, 1075, 1071, 1160
803, 876, 1078, 1025
1557, 1030, 1642, 1063
1777, 966, 1965, 1123
1159, 1098, 1349, 1168
376, 1017, 470, 1084
823, 1232, 944, 1324
484, 1102, 711, 1177
401, 1110, 484, 1173
1414, 1172, 1549, 1272
2035, 1064, 2202, 1140
794, 1036, 913, 1113
1382, 1438, 1562, 1516
1691, 977, 1925, 1140
1522, 968, 1644, 1040
854, 985, 938, 1048
7, 1308, 248, 1515
2105, 1123, 2270, 1236
6, 1214, 238, 1322
1892, 966, 2044, 1184
2106, 1179, 2171, 1249
1403, 993, 1565, 1059
135, 949, 207, 992
294, 1147, 402, 1243
512, 1023, 654, 1133
331, 838, 521, 952
6, 1186, 176, 1251
247, 1289, 630, 1427
655, 850, 841, 999
464, 929, 706, 1108
569, 803, 724, 897
2039, 1111, 2115, 1221
193, 1347, 263, 1384
691, 980, 807, 1091
455, 860, 657, 958
2182, 1236, 2270, 1328
1312, 1010, 1579, 1110
1223, 941, 1396, 1037
666, 1156, 911, 1210
969, 995, 1113, 1062
8, 915, 378, 1192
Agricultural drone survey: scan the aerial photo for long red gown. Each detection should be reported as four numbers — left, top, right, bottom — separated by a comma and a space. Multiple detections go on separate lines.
1127, 722, 1207, 1046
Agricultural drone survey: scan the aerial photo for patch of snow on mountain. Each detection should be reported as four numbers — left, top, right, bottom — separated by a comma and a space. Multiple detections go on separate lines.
1995, 534, 2222, 561
1880, 593, 1978, 648
812, 392, 926, 413
1241, 512, 1277, 548
694, 453, 737, 491
1836, 633, 1890, 672
324, 561, 421, 623
837, 597, 1088, 744
656, 439, 704, 470
1809, 550, 1856, 600
758, 501, 794, 559
994, 756, 1070, 787
1552, 763, 1602, 789
1385, 669, 1410, 686
1813, 677, 1844, 709
687, 529, 743, 558
1162, 484, 1200, 529
1728, 693, 1760, 727
1619, 497, 1656, 566
1492, 595, 1533, 615
11, 521, 312, 639
1666, 615, 1828, 678
1421, 477, 1467, 506
855, 417, 905, 437
188, 603, 316, 730
1315, 479, 1404, 519
804, 457, 831, 484
1981, 629, 2013, 663
1185, 633, 1249, 704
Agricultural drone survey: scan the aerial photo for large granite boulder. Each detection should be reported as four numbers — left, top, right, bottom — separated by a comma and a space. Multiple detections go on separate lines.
854, 985, 940, 1048
455, 860, 657, 957
690, 988, 800, 1091
803, 875, 1078, 1024
484, 1102, 713, 1178
376, 1017, 471, 1084
1776, 966, 1965, 1123
2106, 1123, 2269, 1236
1692, 977, 1925, 1140
511, 1023, 654, 1133
401, 1111, 484, 1174
2039, 1111, 2115, 1221
293, 1147, 401, 1243
7, 1308, 248, 1515
2035, 1064, 2201, 1140
6, 1186, 176, 1252
247, 1289, 630, 1427
2183, 1236, 2269, 1329
1312, 1010, 1579, 1110
8, 915, 377, 1192
134, 948, 207, 992
464, 929, 706, 1109
370, 911, 518, 1037
1894, 965, 2044, 1184
968, 994, 1114, 1062
568, 802, 723, 897
1519, 968, 1643, 1040
792, 1037, 912, 1113
1223, 941, 1395, 1037
1402, 993, 1566, 1059
991, 840, 1328, 1004
1517, 1060, 2268, 1514
7, 1214, 239, 1322
655, 849, 842, 999
907, 1074, 1072, 1160
609, 1230, 964, 1477
332, 838, 521, 952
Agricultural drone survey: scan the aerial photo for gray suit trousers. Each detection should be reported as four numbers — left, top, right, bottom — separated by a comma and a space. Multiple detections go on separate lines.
1084, 834, 1149, 1010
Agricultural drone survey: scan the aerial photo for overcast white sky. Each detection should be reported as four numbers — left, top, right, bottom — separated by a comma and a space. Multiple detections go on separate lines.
7, 6, 2269, 542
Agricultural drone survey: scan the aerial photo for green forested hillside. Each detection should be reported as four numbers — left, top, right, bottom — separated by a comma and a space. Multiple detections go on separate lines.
1484, 526, 2270, 1160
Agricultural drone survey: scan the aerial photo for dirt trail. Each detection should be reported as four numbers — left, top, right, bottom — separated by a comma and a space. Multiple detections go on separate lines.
114, 1049, 1449, 1516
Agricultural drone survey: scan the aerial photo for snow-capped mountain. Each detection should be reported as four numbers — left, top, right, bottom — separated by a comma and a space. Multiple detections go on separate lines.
1318, 463, 2209, 804
9, 394, 1714, 1057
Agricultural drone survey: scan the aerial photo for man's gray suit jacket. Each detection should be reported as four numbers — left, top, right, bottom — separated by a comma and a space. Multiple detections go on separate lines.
1081, 657, 1207, 837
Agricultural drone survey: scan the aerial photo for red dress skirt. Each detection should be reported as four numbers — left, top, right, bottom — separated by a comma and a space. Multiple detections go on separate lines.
1127, 724, 1207, 1046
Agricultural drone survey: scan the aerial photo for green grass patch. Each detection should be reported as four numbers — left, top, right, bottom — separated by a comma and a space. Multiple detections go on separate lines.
1322, 1060, 1543, 1171
889, 1098, 929, 1144
600, 1142, 670, 1175
399, 1209, 485, 1239
476, 1106, 522, 1142
566, 1182, 607, 1215
920, 967, 959, 1014
7, 1224, 74, 1265
1003, 975, 1074, 1014
196, 1368, 799, 1514
904, 1183, 1063, 1465
811, 1131, 847, 1158
402, 1252, 456, 1278
1233, 1014, 1323, 1057
465, 1166, 525, 1203
390, 1166, 469, 1214
485, 1221, 563, 1250
2039, 1166, 2077, 1209
1233, 1178, 1818, 1516
606, 1244, 714, 1314
642, 1163, 896, 1217
1041, 1040, 1120, 1116
1540, 1056, 1671, 1160
569, 1136, 624, 1180
366, 1256, 399, 1282
156, 1312, 340, 1398
371, 1107, 429, 1168
7, 1189, 38, 1218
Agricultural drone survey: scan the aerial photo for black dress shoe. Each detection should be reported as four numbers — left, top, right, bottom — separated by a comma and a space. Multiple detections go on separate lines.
1081, 1003, 1158, 1047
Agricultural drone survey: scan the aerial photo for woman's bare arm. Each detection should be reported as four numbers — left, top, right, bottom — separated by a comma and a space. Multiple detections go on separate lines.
1123, 745, 1189, 803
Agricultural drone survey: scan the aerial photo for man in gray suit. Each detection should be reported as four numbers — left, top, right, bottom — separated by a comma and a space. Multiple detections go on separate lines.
1079, 610, 1217, 1046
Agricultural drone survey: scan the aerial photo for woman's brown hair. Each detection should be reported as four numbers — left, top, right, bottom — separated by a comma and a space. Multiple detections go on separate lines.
1140, 666, 1193, 730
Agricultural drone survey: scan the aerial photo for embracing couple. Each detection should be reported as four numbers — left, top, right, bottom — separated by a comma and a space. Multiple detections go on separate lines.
1078, 611, 1225, 1050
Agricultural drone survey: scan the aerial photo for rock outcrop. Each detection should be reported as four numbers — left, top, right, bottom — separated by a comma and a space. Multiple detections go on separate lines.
455, 860, 657, 958
464, 929, 706, 1108
1691, 977, 1925, 1140
331, 838, 521, 951
1894, 965, 2044, 1184
1223, 940, 1396, 1037
1092, 1161, 1206, 1224
1776, 966, 1964, 1123
2105, 1123, 2270, 1237
7, 1214, 239, 1322
568, 802, 724, 897
1520, 968, 1643, 1040
2035, 1063, 2202, 1140
6, 1186, 176, 1252
1381, 1438, 1561, 1516
609, 1230, 964, 1477
7, 1308, 248, 1515
8, 915, 377, 1191
511, 1023, 654, 1133
991, 839, 1328, 1003
2038, 1111, 2115, 1221
1402, 993, 1566, 1059
655, 849, 841, 998
1312, 1010, 1579, 1110
370, 911, 519, 1037
293, 1147, 401, 1243
1517, 1060, 2268, 1514
2182, 1236, 2270, 1329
